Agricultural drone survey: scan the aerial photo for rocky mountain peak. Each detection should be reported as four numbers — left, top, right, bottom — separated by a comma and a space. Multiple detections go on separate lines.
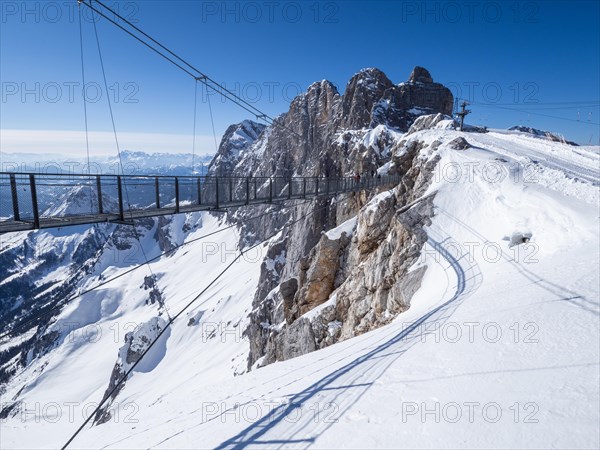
207, 120, 266, 176
338, 68, 394, 130
408, 66, 434, 83
352, 67, 393, 88
206, 66, 453, 180
305, 79, 339, 96
371, 67, 453, 130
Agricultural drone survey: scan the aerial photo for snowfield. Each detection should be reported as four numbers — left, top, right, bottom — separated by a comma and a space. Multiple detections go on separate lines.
1, 128, 598, 449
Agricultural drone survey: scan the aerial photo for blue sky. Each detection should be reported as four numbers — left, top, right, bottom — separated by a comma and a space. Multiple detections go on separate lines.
1, 0, 599, 157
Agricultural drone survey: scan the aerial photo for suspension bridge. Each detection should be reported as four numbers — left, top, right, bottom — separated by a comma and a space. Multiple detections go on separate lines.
0, 172, 399, 234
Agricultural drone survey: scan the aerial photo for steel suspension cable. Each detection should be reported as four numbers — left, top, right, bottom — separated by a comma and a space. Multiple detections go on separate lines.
78, 3, 94, 213
77, 0, 300, 138
60, 198, 346, 450
90, 8, 173, 321
86, 0, 273, 122
206, 83, 220, 156
191, 78, 198, 175
0, 199, 314, 341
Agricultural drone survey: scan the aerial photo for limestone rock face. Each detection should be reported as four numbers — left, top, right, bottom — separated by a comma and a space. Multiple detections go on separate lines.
409, 66, 434, 83
337, 68, 394, 130
372, 68, 454, 131
94, 316, 168, 424
207, 120, 266, 176
291, 236, 340, 318
248, 137, 438, 367
356, 192, 396, 255
203, 68, 454, 369
285, 231, 353, 324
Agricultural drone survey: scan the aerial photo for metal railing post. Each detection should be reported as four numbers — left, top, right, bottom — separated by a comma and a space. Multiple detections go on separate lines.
117, 175, 124, 221
229, 179, 233, 203
215, 177, 220, 208
29, 174, 40, 229
9, 173, 20, 222
269, 178, 273, 203
315, 177, 319, 196
288, 177, 292, 199
175, 177, 180, 213
96, 175, 103, 214
197, 177, 202, 205
326, 177, 330, 196
303, 177, 307, 198
155, 176, 161, 209
246, 178, 250, 205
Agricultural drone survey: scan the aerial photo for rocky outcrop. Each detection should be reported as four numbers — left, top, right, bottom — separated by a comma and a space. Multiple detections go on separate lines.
509, 125, 578, 146
248, 132, 440, 367
336, 68, 394, 130
372, 67, 454, 131
409, 66, 434, 83
223, 66, 453, 185
285, 231, 350, 324
448, 136, 471, 150
207, 120, 266, 176
203, 67, 453, 369
94, 316, 168, 425
407, 112, 453, 134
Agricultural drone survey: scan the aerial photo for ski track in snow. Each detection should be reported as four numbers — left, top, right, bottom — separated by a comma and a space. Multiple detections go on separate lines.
200, 228, 482, 450
93, 224, 483, 450
470, 132, 600, 185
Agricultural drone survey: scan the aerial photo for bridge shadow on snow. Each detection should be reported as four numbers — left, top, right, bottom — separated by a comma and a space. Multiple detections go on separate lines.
213, 229, 483, 449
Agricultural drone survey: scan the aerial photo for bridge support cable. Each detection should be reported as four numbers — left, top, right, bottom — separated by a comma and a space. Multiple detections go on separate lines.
77, 0, 300, 137
0, 197, 322, 342
89, 9, 174, 320
191, 78, 198, 175
60, 196, 362, 450
77, 2, 94, 214
206, 80, 220, 156
80, 0, 270, 122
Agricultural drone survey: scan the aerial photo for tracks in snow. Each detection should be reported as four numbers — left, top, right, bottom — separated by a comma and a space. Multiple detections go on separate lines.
202, 227, 482, 449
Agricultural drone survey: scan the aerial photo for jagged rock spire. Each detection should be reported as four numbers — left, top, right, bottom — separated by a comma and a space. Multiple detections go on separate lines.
408, 66, 434, 83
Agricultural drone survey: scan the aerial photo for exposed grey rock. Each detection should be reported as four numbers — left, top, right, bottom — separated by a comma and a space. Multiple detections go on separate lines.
154, 216, 176, 252
287, 234, 345, 323
407, 113, 453, 135
336, 68, 394, 130
94, 316, 167, 425
207, 120, 266, 176
253, 135, 439, 366
509, 125, 577, 145
409, 66, 434, 83
142, 274, 165, 308
270, 318, 317, 363
200, 67, 453, 370
280, 277, 298, 302
371, 67, 454, 131
280, 277, 298, 323
448, 136, 471, 150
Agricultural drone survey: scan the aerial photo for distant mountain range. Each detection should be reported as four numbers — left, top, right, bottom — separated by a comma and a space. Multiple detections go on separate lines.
1, 150, 214, 176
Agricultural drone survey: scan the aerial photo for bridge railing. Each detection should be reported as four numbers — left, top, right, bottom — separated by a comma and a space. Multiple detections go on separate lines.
0, 172, 400, 233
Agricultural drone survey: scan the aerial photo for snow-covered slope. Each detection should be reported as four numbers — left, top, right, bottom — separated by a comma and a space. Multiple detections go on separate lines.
1, 127, 598, 449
